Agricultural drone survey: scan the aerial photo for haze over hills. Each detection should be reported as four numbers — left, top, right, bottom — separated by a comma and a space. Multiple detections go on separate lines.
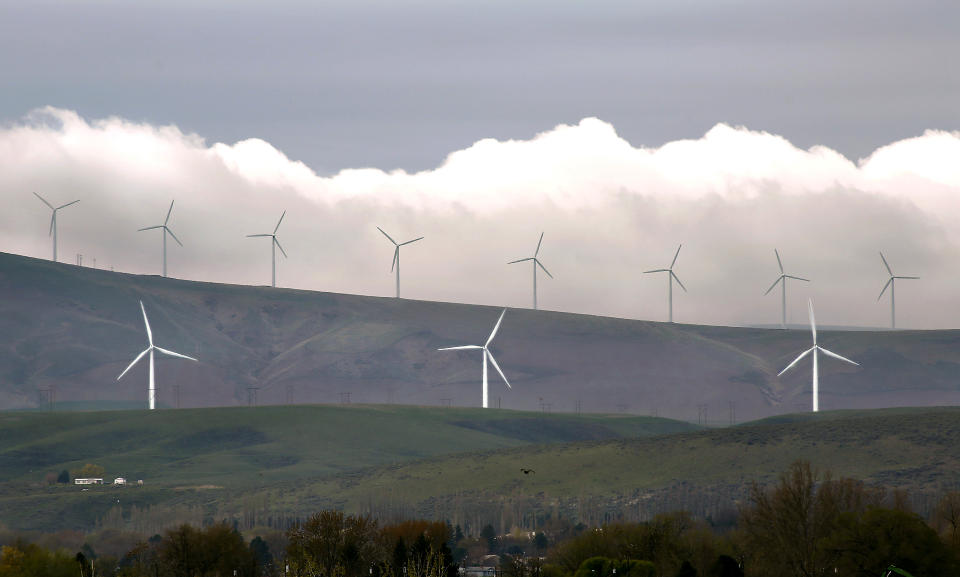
2, 250, 960, 421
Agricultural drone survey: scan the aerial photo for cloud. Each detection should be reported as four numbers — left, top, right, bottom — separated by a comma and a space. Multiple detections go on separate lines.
1, 107, 958, 329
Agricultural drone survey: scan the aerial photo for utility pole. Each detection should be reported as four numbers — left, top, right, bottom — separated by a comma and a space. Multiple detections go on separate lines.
441, 398, 452, 408
286, 385, 294, 405
174, 384, 180, 409
729, 401, 735, 426
339, 392, 351, 404
247, 387, 259, 407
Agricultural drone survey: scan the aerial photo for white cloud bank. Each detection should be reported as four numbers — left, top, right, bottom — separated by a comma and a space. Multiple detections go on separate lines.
2, 107, 959, 329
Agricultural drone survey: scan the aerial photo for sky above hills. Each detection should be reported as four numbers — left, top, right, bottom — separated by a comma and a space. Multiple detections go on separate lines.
1, 1, 959, 328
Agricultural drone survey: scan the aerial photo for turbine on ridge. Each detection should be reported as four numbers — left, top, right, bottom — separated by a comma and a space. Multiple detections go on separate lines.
33, 192, 79, 262
247, 211, 287, 287
878, 251, 918, 330
377, 227, 423, 298
644, 244, 686, 323
764, 249, 810, 329
438, 308, 511, 408
117, 300, 198, 410
508, 232, 553, 310
138, 200, 182, 277
778, 299, 859, 412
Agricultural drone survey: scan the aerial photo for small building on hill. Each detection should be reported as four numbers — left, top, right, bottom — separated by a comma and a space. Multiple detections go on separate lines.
74, 478, 103, 485
113, 477, 127, 486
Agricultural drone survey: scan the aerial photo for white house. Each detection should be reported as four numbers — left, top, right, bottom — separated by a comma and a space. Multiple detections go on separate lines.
113, 477, 127, 486
74, 478, 103, 485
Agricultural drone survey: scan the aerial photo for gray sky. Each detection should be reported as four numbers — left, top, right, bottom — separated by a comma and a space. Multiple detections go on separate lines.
2, 1, 960, 330
1, 1, 957, 172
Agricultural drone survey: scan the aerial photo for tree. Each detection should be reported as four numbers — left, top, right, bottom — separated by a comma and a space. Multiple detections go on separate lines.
480, 525, 497, 554
56, 470, 70, 484
286, 511, 382, 577
74, 464, 105, 479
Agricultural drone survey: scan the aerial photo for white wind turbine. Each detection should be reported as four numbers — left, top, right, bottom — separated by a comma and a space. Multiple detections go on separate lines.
644, 244, 687, 323
377, 227, 423, 298
247, 211, 287, 287
878, 251, 918, 330
438, 308, 511, 409
778, 299, 859, 412
33, 192, 79, 262
508, 232, 553, 310
764, 249, 810, 329
137, 200, 182, 277
117, 300, 198, 410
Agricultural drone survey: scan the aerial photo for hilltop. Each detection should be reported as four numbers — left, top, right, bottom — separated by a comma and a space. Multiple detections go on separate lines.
1, 251, 959, 420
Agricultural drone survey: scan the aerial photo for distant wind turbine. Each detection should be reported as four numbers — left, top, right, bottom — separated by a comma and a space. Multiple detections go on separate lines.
878, 251, 918, 329
778, 299, 859, 412
137, 200, 182, 277
764, 249, 810, 329
33, 192, 79, 262
247, 211, 287, 287
438, 308, 511, 409
508, 232, 553, 310
117, 300, 197, 410
377, 227, 423, 298
644, 244, 686, 323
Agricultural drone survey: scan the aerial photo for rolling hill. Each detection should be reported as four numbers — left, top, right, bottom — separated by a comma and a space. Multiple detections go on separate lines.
2, 251, 960, 421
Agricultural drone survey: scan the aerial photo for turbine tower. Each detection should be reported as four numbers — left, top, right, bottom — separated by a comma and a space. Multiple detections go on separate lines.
764, 249, 810, 329
33, 192, 79, 262
778, 299, 859, 412
247, 211, 287, 287
377, 227, 423, 298
508, 232, 553, 310
117, 300, 198, 410
438, 308, 511, 408
644, 244, 687, 323
878, 251, 918, 329
137, 200, 182, 277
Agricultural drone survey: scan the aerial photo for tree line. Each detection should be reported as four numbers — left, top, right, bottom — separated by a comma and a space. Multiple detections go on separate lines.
4, 461, 960, 576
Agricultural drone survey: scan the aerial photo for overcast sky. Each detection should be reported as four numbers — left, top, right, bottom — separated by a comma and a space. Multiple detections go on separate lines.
2, 1, 960, 329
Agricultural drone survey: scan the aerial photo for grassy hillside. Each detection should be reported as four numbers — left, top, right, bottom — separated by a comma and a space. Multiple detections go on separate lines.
0, 404, 694, 531
2, 251, 960, 421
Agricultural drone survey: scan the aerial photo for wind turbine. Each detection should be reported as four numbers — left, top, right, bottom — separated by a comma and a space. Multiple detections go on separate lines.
764, 249, 810, 329
644, 244, 686, 323
137, 200, 182, 277
878, 251, 918, 329
508, 232, 553, 310
117, 300, 198, 410
247, 211, 287, 287
778, 299, 859, 412
33, 192, 79, 262
438, 308, 511, 409
377, 227, 423, 298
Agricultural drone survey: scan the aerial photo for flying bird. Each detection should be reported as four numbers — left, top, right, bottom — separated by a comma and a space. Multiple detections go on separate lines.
521, 468, 535, 475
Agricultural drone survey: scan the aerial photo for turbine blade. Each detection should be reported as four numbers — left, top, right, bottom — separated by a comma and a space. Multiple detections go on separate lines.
247, 233, 271, 237
164, 200, 175, 225
764, 276, 783, 295
155, 346, 198, 362
671, 271, 687, 292
808, 299, 817, 343
117, 347, 151, 380
818, 346, 859, 367
785, 275, 810, 282
437, 345, 483, 351
535, 232, 544, 257
49, 213, 55, 236
774, 249, 783, 274
536, 259, 553, 279
485, 308, 507, 347
138, 225, 163, 231
508, 258, 534, 264
400, 236, 424, 246
391, 246, 398, 272
879, 251, 892, 275
139, 300, 154, 345
486, 350, 511, 389
877, 278, 892, 300
57, 199, 80, 210
165, 227, 183, 247
274, 237, 288, 258
33, 191, 53, 209
670, 244, 682, 269
895, 276, 920, 280
778, 346, 813, 376
377, 226, 397, 245
644, 268, 669, 274
274, 210, 286, 234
